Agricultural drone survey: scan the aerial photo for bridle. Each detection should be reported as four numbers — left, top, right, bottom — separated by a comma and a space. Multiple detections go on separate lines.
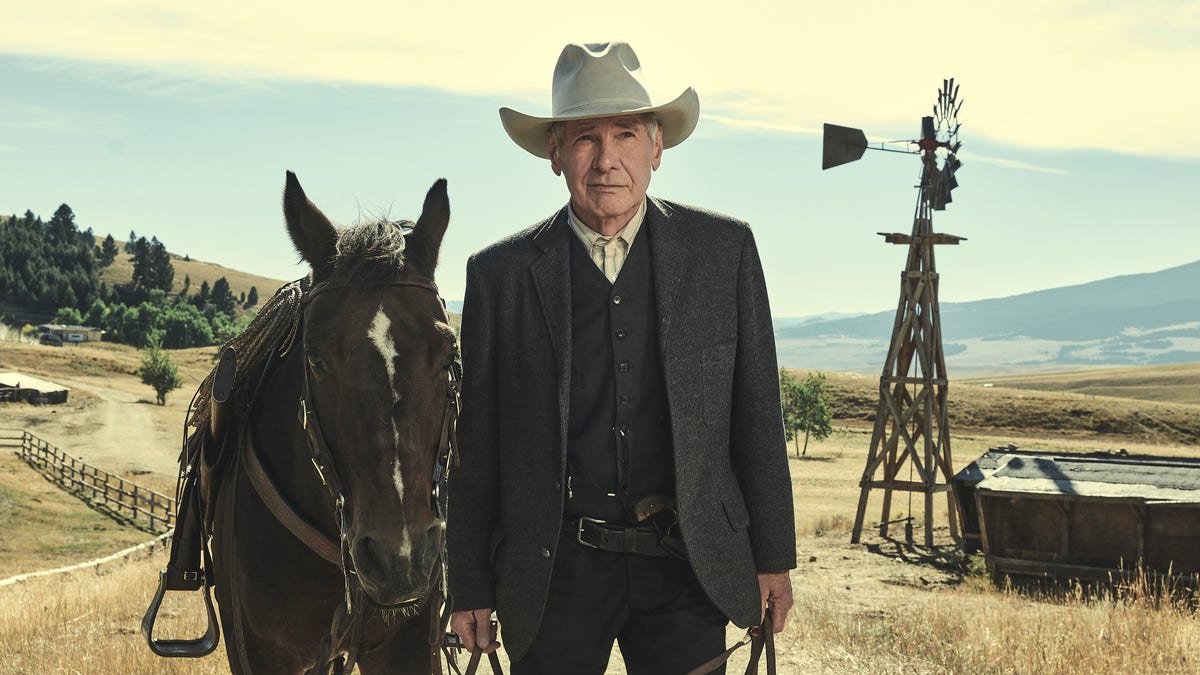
236, 273, 461, 675
297, 274, 461, 605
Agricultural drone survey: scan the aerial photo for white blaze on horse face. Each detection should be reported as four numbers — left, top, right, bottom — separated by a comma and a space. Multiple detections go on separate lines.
369, 307, 407, 503
392, 458, 405, 502
367, 306, 400, 401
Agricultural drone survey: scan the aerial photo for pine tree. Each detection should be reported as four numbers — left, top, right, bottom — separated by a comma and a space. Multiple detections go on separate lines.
99, 234, 119, 266
245, 286, 259, 308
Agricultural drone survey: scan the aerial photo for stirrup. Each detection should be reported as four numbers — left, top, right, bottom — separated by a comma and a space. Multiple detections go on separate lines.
141, 568, 221, 657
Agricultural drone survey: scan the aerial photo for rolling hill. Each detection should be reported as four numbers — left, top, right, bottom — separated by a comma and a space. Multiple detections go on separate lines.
776, 259, 1200, 374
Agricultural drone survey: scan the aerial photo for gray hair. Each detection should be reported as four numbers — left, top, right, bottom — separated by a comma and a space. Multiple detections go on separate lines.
548, 113, 660, 159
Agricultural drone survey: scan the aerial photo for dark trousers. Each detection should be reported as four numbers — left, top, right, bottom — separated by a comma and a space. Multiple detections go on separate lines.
512, 531, 729, 675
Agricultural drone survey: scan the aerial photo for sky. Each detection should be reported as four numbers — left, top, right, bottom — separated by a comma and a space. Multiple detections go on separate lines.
3, 0, 1198, 317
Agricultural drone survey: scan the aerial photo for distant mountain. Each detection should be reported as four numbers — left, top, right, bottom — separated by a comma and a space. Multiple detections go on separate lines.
776, 260, 1200, 375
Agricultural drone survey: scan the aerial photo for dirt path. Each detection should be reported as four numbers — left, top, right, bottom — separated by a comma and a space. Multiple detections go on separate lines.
0, 342, 199, 492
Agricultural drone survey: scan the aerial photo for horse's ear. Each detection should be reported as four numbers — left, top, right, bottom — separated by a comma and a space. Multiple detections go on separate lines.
404, 179, 449, 278
283, 171, 337, 279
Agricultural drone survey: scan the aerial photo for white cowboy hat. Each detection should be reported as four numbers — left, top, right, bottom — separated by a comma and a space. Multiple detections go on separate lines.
500, 42, 700, 159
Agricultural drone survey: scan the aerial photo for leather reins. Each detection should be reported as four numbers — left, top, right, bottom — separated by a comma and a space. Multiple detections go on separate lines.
235, 273, 461, 675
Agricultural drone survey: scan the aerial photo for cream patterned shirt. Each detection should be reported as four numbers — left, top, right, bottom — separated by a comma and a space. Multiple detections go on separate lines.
566, 199, 646, 283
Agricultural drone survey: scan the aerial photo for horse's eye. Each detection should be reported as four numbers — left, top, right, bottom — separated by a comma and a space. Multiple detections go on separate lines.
445, 350, 459, 370
306, 354, 327, 373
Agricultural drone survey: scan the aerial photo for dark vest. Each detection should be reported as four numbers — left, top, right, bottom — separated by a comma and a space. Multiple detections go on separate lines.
565, 226, 674, 524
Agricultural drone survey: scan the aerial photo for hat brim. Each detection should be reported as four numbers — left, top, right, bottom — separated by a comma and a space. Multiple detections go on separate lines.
499, 87, 700, 159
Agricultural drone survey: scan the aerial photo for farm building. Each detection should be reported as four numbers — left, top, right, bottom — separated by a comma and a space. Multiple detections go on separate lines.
955, 446, 1200, 580
0, 372, 70, 404
36, 324, 104, 343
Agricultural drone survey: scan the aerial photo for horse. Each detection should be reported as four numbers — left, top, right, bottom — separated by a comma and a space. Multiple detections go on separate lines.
152, 172, 458, 675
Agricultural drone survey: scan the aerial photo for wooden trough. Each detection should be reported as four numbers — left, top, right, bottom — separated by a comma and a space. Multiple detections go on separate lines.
954, 446, 1200, 580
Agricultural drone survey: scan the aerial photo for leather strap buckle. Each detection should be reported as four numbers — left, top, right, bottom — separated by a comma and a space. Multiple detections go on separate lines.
575, 516, 606, 550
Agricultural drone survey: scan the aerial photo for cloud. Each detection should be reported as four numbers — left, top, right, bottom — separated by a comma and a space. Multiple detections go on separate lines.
968, 154, 1071, 176
4, 0, 1198, 157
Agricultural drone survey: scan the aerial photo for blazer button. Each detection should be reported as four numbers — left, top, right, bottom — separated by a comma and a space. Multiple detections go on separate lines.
540, 547, 551, 559
612, 295, 622, 305
615, 328, 627, 339
619, 394, 631, 405
618, 361, 630, 372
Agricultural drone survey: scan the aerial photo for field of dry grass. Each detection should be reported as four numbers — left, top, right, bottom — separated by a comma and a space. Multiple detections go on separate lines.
2, 341, 1199, 673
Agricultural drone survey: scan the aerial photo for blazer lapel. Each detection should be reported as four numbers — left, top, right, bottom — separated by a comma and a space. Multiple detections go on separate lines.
529, 209, 573, 430
647, 197, 687, 352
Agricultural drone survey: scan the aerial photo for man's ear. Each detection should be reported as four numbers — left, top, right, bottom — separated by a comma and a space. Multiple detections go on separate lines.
651, 126, 664, 171
549, 142, 563, 176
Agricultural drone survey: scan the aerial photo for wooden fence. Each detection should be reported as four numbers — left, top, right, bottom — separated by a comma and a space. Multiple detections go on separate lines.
1, 428, 175, 534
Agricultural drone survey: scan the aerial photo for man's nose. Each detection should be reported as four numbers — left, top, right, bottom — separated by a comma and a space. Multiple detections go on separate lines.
594, 137, 619, 170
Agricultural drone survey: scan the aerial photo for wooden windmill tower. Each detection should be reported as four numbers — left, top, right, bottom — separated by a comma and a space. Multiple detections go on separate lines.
823, 80, 965, 547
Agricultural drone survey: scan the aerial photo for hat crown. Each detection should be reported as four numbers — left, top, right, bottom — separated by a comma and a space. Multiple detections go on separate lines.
551, 42, 653, 117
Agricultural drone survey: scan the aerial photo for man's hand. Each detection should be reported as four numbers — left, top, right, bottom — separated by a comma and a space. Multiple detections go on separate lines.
757, 571, 794, 633
450, 608, 500, 654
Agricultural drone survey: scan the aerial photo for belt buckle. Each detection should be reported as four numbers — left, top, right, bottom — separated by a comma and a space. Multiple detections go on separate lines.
576, 516, 606, 549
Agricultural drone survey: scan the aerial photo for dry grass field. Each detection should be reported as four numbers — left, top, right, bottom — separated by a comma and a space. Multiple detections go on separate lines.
2, 340, 1199, 673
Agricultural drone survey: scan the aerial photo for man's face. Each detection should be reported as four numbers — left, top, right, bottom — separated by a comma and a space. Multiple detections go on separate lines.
549, 115, 663, 235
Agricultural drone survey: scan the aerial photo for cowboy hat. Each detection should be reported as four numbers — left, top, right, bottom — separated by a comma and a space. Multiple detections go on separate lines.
500, 42, 700, 159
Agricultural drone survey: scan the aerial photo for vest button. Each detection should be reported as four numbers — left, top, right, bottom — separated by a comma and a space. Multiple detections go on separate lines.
619, 394, 631, 405
618, 362, 630, 372
541, 547, 551, 559
615, 328, 627, 339
612, 295, 622, 305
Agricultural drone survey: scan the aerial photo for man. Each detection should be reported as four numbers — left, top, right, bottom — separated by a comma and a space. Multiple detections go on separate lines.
447, 42, 796, 674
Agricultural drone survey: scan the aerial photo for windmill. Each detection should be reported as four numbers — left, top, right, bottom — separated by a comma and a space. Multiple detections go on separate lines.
824, 79, 964, 547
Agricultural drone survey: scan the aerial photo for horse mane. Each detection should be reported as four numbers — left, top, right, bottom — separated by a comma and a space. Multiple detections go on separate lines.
326, 219, 415, 285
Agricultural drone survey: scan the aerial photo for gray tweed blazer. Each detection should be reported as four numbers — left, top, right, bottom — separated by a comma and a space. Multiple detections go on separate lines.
446, 196, 796, 661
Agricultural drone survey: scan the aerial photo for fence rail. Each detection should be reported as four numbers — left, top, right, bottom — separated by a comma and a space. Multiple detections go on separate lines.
1, 428, 175, 534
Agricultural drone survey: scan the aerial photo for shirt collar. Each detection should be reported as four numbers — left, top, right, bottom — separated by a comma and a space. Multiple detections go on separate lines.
566, 198, 647, 249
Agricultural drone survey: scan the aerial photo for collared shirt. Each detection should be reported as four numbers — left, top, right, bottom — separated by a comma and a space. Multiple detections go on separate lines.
566, 199, 646, 283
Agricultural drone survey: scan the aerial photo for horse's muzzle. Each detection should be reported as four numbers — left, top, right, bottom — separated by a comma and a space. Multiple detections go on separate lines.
350, 521, 443, 606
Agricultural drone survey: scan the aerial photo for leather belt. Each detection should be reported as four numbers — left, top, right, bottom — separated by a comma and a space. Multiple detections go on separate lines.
569, 517, 678, 558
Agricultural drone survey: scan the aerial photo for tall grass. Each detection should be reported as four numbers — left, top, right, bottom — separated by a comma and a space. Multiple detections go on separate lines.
790, 566, 1200, 674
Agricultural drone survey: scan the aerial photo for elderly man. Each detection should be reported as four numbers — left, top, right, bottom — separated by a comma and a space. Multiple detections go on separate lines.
447, 42, 796, 674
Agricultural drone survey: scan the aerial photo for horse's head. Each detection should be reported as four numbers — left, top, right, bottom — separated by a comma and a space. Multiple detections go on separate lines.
282, 171, 455, 608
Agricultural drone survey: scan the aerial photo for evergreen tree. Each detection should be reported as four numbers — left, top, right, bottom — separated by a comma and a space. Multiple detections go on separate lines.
125, 230, 137, 253
130, 236, 175, 299
99, 234, 119, 266
47, 204, 77, 242
245, 286, 259, 308
210, 277, 237, 317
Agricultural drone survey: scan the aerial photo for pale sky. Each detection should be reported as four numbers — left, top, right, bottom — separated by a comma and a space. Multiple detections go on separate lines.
4, 1, 1199, 316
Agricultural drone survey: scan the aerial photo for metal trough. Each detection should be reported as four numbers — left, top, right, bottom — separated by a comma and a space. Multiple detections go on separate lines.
954, 446, 1200, 580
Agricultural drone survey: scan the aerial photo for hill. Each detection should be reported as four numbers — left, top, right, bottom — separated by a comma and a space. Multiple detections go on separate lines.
96, 237, 289, 317
776, 259, 1200, 374
787, 367, 1200, 446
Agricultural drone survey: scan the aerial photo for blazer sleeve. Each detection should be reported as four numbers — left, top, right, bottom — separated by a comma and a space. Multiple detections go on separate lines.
446, 253, 501, 610
730, 226, 797, 572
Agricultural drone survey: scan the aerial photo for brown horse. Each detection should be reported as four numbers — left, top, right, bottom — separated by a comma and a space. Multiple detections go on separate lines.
207, 172, 457, 674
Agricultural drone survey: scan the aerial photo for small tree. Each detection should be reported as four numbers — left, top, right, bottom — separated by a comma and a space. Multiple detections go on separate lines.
138, 337, 184, 405
780, 370, 834, 457
245, 285, 259, 309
